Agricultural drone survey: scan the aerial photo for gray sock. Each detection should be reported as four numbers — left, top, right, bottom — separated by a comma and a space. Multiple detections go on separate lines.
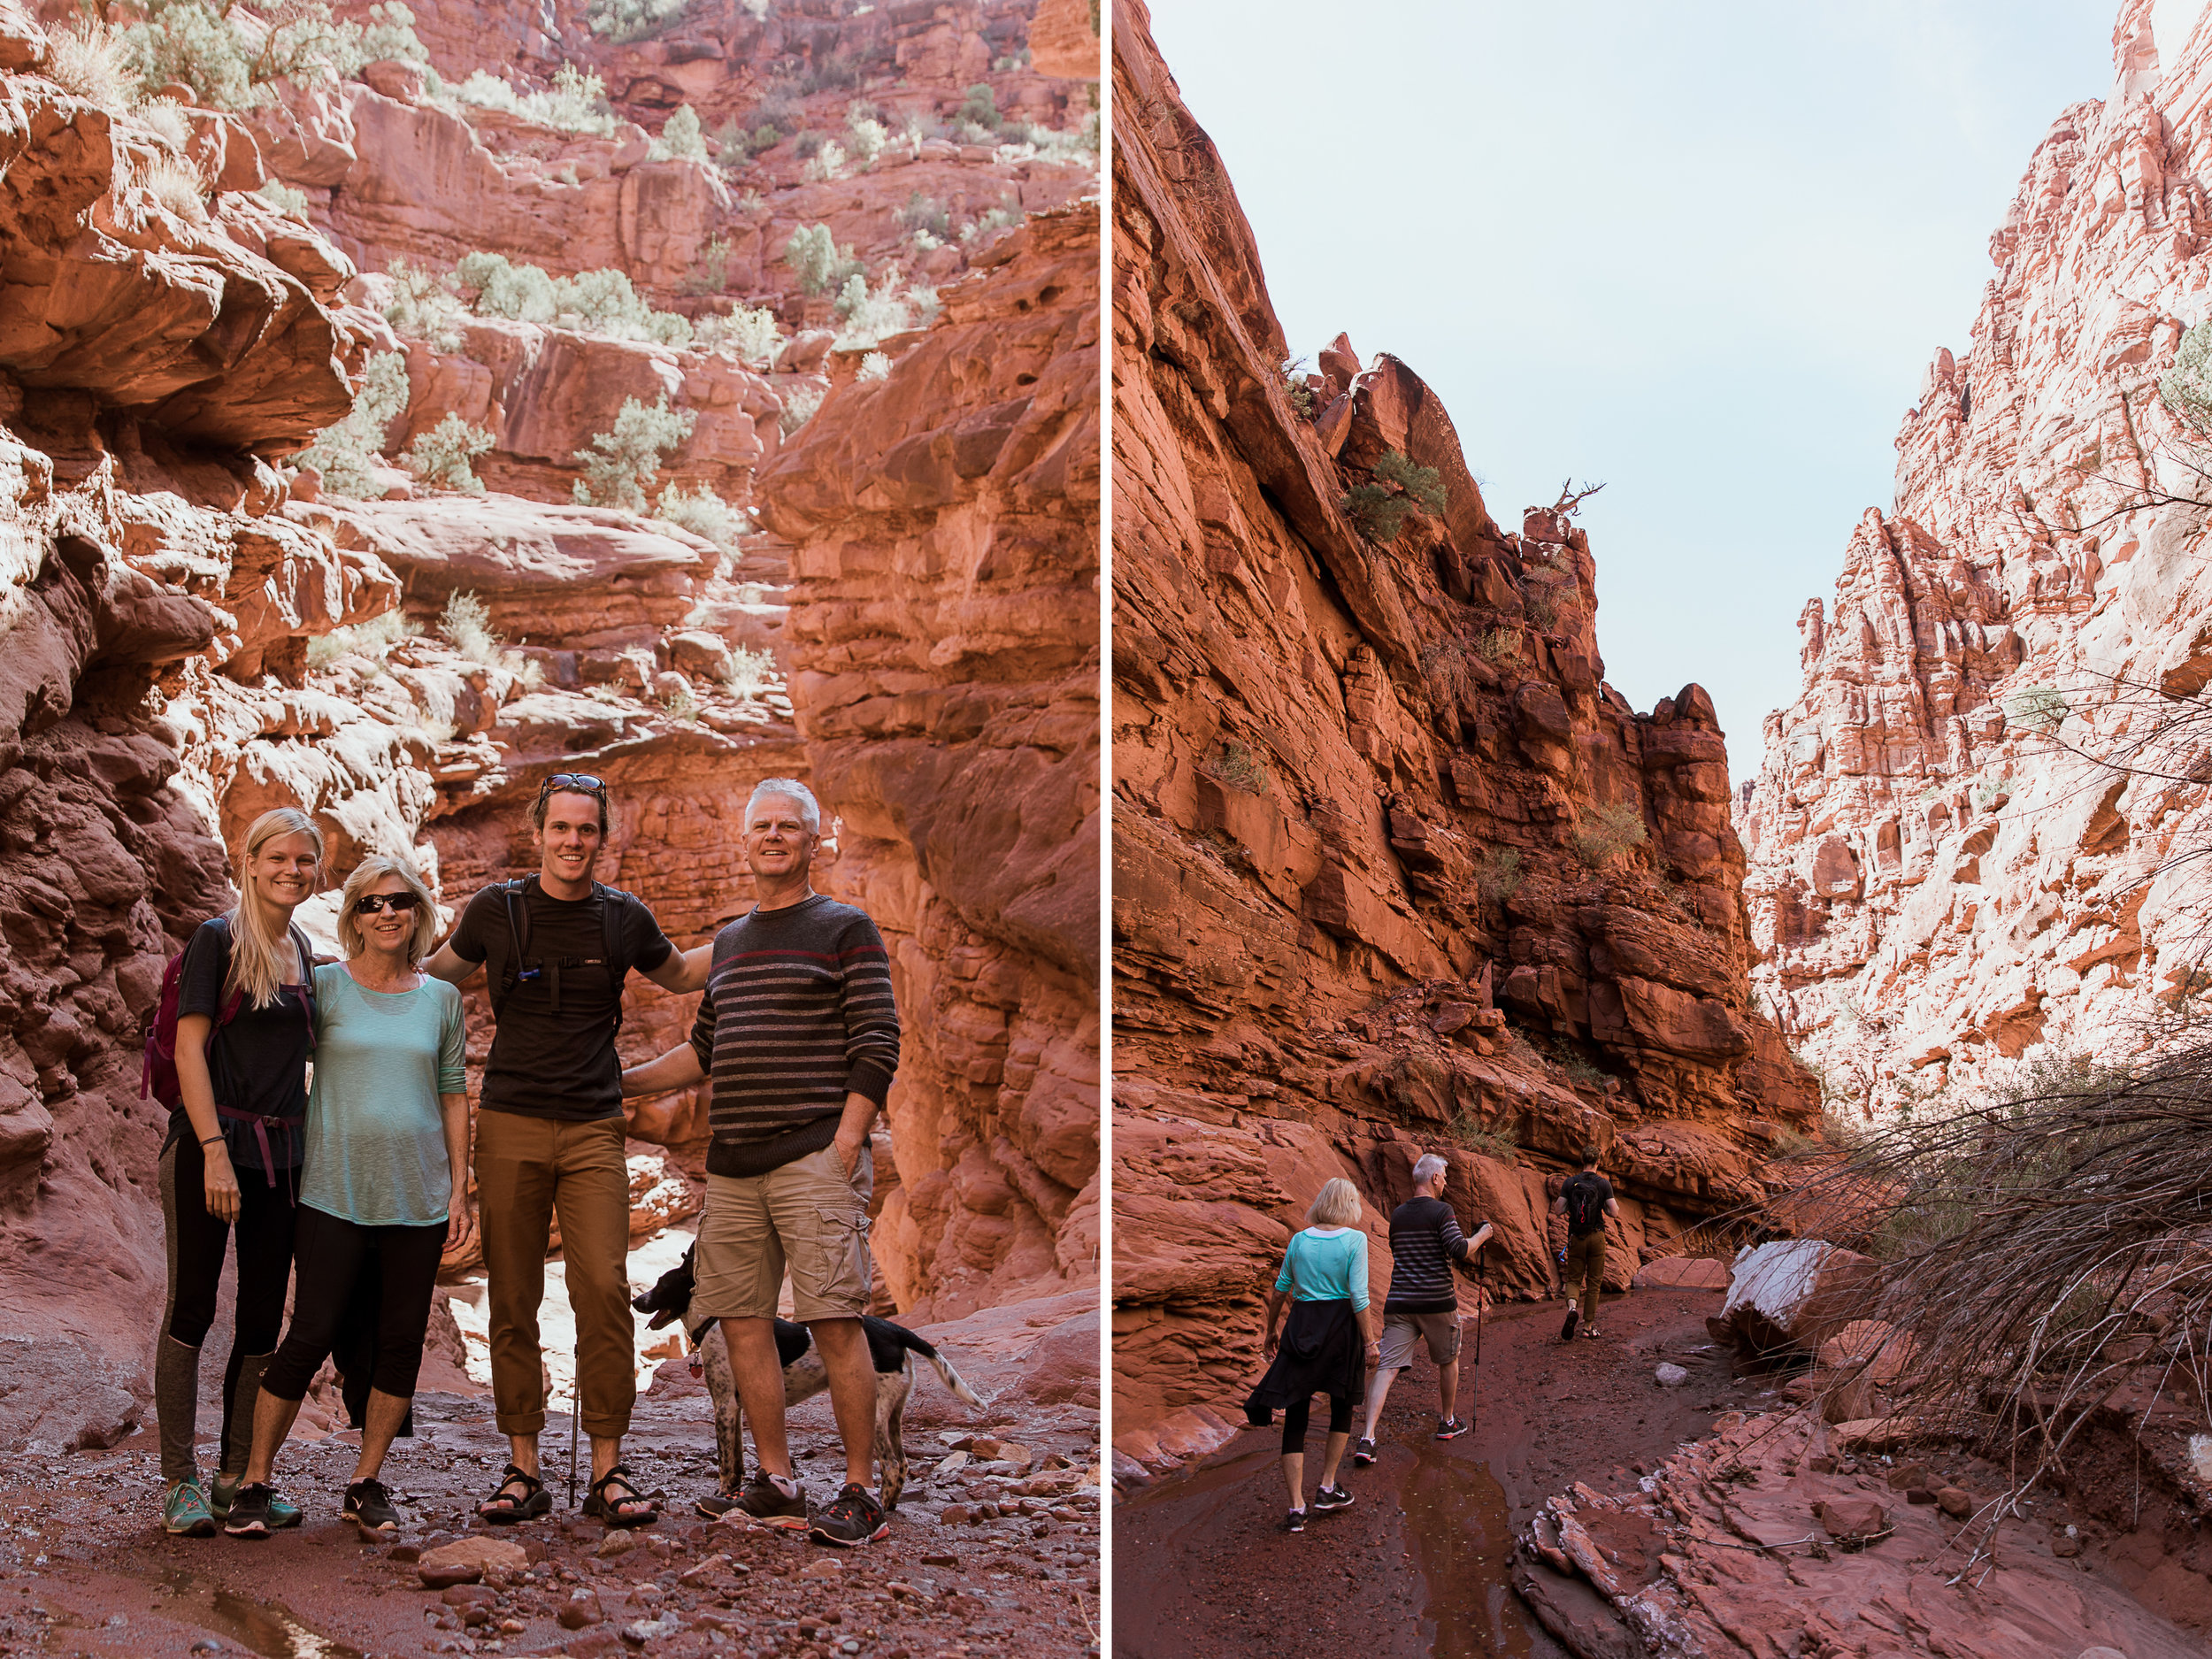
156, 1336, 201, 1488
225, 1352, 274, 1479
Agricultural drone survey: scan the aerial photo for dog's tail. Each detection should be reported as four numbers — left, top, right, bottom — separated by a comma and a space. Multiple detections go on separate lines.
879, 1322, 984, 1407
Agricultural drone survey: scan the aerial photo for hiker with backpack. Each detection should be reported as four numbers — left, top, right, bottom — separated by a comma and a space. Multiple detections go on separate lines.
223, 856, 472, 1537
1243, 1177, 1378, 1532
146, 807, 325, 1538
618, 780, 904, 1547
1351, 1152, 1493, 1463
1553, 1143, 1621, 1340
423, 773, 710, 1528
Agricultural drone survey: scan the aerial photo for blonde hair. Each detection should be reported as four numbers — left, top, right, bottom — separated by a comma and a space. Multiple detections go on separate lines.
1307, 1177, 1363, 1229
229, 809, 324, 1009
337, 855, 441, 962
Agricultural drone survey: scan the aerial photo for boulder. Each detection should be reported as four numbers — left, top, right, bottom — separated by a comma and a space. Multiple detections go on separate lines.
1706, 1240, 1875, 1359
419, 1536, 526, 1588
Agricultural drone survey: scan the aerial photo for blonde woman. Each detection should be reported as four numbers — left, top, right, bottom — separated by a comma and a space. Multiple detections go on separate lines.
157, 808, 324, 1538
1244, 1176, 1379, 1532
225, 856, 472, 1536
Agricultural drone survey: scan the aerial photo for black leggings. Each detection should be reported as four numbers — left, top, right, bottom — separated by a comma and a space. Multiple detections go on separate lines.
263, 1205, 449, 1402
159, 1134, 298, 1440
1281, 1394, 1355, 1455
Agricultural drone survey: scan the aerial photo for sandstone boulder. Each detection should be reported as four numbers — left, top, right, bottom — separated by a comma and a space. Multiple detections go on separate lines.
1706, 1240, 1875, 1359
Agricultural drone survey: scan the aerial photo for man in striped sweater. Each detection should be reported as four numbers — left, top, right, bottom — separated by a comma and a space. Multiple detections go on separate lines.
1352, 1152, 1493, 1462
619, 779, 902, 1546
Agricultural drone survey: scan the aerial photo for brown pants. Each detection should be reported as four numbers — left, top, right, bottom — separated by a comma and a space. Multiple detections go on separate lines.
1564, 1230, 1606, 1327
476, 1110, 636, 1439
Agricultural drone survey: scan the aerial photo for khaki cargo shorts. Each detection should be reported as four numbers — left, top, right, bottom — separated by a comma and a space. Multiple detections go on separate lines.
1379, 1310, 1462, 1371
694, 1143, 874, 1323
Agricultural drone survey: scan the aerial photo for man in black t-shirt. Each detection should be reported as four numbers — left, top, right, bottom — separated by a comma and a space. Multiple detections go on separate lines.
1551, 1144, 1621, 1341
426, 774, 710, 1526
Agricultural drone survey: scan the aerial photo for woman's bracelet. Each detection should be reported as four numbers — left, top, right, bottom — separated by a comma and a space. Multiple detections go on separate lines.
200, 1133, 226, 1147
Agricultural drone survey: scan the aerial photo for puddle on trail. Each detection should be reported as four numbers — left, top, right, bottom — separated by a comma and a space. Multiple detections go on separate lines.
1398, 1442, 1535, 1657
161, 1569, 365, 1659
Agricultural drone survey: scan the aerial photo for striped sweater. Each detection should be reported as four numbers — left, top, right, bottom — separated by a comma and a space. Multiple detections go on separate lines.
1384, 1195, 1477, 1315
688, 894, 902, 1178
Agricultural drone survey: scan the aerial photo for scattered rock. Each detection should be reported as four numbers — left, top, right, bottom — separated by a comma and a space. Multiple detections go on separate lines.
1654, 1363, 1690, 1387
596, 1528, 639, 1559
1934, 1486, 1973, 1518
418, 1536, 526, 1589
1813, 1497, 1887, 1544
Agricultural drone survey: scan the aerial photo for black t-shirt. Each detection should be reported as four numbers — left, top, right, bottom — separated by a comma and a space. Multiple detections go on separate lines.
449, 879, 673, 1120
172, 915, 313, 1171
1563, 1171, 1615, 1238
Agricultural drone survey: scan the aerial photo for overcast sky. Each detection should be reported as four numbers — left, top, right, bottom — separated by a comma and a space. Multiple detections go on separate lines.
1141, 0, 2125, 772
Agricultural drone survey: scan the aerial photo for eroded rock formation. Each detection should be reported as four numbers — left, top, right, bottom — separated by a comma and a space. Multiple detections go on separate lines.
1109, 0, 1812, 1472
1739, 0, 2212, 1111
0, 0, 1099, 1452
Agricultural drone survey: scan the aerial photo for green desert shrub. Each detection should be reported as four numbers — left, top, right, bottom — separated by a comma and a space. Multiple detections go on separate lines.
439, 590, 501, 665
651, 104, 710, 162
1341, 448, 1447, 543
584, 0, 694, 42
897, 191, 952, 244
1449, 1118, 1519, 1164
401, 413, 495, 494
783, 224, 865, 297
1571, 802, 1647, 869
305, 608, 419, 668
724, 643, 775, 700
956, 81, 1002, 131
572, 396, 695, 511
449, 64, 613, 134
857, 350, 891, 382
846, 100, 888, 166
960, 204, 1025, 243
2161, 319, 2212, 438
1202, 741, 1269, 795
778, 383, 825, 435
46, 18, 141, 111
124, 1, 425, 112
693, 304, 783, 366
831, 275, 938, 349
451, 253, 692, 346
381, 257, 469, 350
295, 351, 409, 498
257, 178, 311, 220
654, 483, 748, 551
2008, 685, 2068, 734
1474, 847, 1524, 905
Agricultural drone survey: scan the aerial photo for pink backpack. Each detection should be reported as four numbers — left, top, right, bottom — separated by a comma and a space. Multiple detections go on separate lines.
141, 920, 317, 1110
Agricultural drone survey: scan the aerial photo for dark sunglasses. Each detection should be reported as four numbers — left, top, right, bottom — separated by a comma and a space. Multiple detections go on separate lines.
539, 772, 607, 798
353, 891, 424, 915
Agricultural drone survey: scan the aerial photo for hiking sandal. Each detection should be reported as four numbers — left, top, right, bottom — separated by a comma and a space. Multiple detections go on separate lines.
479, 1463, 551, 1525
582, 1463, 659, 1528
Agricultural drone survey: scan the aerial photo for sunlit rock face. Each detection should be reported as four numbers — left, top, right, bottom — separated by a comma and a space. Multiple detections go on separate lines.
1739, 0, 2212, 1113
1107, 0, 1812, 1471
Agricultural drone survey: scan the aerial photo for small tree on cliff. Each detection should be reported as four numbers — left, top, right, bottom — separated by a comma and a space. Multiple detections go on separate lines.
783, 224, 864, 298
124, 1, 427, 112
1340, 449, 1448, 543
572, 396, 696, 512
401, 413, 495, 495
296, 351, 409, 497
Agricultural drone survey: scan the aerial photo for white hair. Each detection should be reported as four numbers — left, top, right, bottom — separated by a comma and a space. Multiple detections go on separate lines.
746, 778, 820, 834
1412, 1153, 1448, 1187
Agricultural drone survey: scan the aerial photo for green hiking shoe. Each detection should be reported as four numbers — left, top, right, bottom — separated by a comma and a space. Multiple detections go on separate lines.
164, 1481, 217, 1537
210, 1471, 302, 1530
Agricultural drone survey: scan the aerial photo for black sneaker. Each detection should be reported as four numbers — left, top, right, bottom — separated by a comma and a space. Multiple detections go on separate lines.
1560, 1304, 1581, 1342
223, 1483, 275, 1539
694, 1485, 741, 1521
342, 1478, 400, 1532
1350, 1437, 1378, 1466
807, 1483, 888, 1547
1311, 1484, 1354, 1511
733, 1470, 808, 1531
1436, 1417, 1470, 1440
1283, 1508, 1306, 1532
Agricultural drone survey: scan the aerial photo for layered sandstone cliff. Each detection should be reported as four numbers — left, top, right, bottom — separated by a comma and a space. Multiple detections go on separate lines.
1739, 0, 2212, 1111
0, 0, 1098, 1451
1110, 0, 1813, 1471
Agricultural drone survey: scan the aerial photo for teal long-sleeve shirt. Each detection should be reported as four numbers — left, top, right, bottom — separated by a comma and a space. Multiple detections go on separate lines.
1273, 1226, 1370, 1310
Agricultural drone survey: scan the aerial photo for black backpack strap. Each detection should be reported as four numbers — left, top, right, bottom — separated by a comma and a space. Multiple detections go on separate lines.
595, 882, 639, 1037
488, 878, 532, 1020
288, 922, 318, 1049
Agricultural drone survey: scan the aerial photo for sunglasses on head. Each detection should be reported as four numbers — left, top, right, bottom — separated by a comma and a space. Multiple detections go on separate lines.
539, 773, 607, 798
353, 892, 424, 915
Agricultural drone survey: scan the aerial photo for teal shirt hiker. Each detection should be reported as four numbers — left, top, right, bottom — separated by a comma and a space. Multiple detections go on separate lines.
302, 964, 467, 1226
1275, 1226, 1371, 1309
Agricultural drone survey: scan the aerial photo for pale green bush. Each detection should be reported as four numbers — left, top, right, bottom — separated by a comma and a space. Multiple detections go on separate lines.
803, 140, 847, 182
846, 101, 887, 166
454, 253, 692, 346
124, 2, 426, 113
693, 304, 783, 366
831, 275, 938, 349
257, 179, 311, 221
401, 413, 495, 494
779, 383, 825, 435
654, 483, 749, 551
46, 18, 141, 112
296, 351, 409, 497
584, 0, 694, 42
305, 608, 419, 669
572, 396, 696, 511
959, 204, 1025, 244
382, 257, 469, 350
450, 64, 613, 135
440, 590, 501, 665
783, 224, 864, 297
857, 351, 890, 382
652, 104, 709, 162
1571, 802, 1648, 869
724, 643, 775, 700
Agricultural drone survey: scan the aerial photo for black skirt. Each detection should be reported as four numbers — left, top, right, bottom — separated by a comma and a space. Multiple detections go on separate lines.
1244, 1297, 1364, 1424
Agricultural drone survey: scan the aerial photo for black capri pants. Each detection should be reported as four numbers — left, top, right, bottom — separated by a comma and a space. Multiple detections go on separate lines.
263, 1205, 449, 1402
1280, 1393, 1356, 1454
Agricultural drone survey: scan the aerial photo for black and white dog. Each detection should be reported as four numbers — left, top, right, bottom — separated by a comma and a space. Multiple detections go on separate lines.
631, 1248, 979, 1512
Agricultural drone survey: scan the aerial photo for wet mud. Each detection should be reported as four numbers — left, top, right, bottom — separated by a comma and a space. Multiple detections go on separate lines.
1112, 1286, 1772, 1657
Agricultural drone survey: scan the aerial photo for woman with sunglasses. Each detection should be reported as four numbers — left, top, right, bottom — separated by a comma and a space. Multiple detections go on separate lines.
224, 855, 474, 1535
